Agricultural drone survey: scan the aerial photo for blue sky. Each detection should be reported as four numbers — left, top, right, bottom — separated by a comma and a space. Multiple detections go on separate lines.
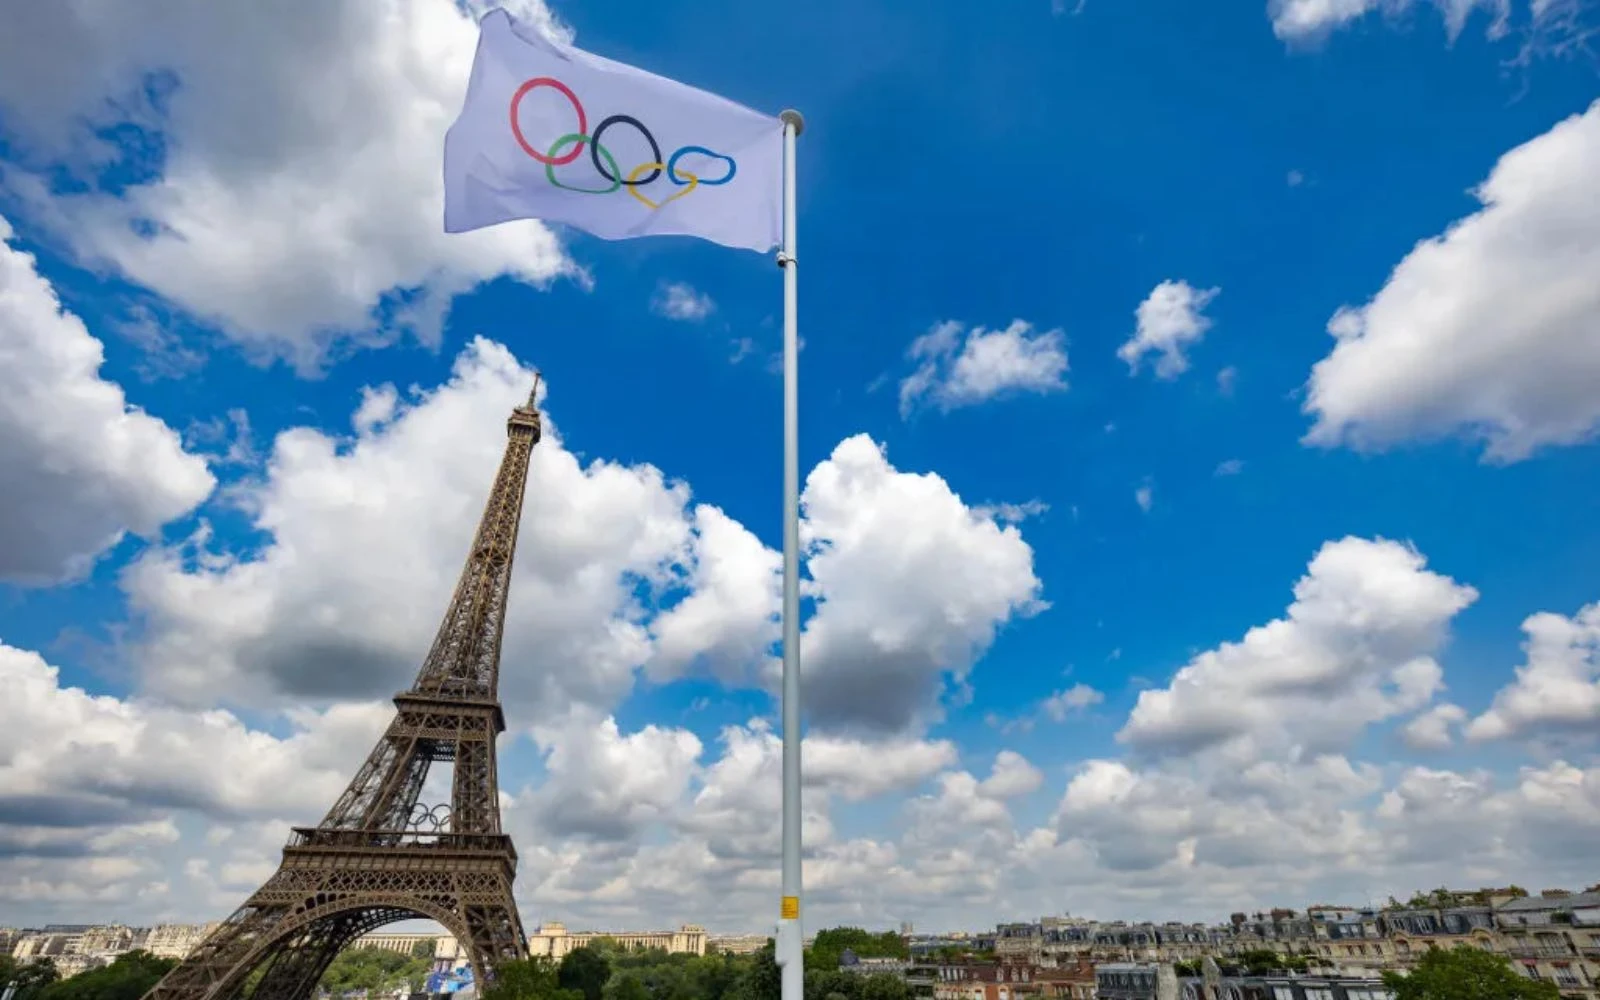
0, 0, 1598, 935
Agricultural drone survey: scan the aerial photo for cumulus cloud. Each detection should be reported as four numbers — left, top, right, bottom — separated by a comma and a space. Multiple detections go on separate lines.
1468, 601, 1600, 743
525, 713, 703, 841
799, 435, 1046, 732
1117, 280, 1220, 380
0, 216, 214, 584
979, 751, 1046, 799
899, 319, 1068, 417
1043, 683, 1105, 721
647, 506, 781, 685
651, 282, 716, 322
1119, 537, 1478, 759
10, 604, 1600, 932
1401, 703, 1468, 750
0, 641, 388, 878
1303, 101, 1600, 463
0, 0, 570, 371
121, 338, 696, 720
118, 340, 1041, 744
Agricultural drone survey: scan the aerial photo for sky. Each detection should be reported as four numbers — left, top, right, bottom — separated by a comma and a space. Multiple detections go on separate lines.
1, 0, 1599, 938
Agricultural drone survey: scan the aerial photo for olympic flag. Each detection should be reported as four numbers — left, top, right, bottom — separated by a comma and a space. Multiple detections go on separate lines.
444, 9, 782, 252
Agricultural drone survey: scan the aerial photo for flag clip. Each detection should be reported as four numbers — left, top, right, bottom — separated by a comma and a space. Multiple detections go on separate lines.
776, 251, 796, 269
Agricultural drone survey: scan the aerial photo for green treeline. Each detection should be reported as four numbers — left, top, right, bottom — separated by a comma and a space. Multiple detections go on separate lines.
483, 936, 911, 1000
0, 951, 178, 1000
317, 947, 435, 995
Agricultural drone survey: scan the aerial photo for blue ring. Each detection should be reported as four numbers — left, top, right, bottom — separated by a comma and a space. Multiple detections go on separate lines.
667, 145, 737, 186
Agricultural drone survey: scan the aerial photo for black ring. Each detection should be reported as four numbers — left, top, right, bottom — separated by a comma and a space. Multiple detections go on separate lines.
590, 114, 663, 186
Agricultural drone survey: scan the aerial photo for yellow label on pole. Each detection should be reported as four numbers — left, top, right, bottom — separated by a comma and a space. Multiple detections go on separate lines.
781, 896, 800, 920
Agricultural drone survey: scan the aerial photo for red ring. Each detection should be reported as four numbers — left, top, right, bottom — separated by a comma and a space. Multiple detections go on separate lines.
510, 77, 586, 165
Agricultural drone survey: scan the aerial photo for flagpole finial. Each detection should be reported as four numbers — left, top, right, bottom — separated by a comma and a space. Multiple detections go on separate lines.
780, 109, 805, 137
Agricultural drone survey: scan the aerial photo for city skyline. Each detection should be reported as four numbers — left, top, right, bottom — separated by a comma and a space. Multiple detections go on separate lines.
10, 884, 1599, 940
2, 0, 1599, 940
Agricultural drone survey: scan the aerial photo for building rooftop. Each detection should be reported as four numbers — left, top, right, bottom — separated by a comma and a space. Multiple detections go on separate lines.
1497, 891, 1600, 912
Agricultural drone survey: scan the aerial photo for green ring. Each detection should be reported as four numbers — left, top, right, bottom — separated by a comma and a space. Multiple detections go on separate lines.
544, 133, 621, 194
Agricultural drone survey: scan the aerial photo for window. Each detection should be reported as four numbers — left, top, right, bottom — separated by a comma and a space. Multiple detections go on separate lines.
1307, 989, 1335, 1000
1273, 988, 1294, 1000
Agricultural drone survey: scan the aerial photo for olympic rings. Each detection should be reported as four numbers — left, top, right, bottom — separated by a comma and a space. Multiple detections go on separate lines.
510, 78, 586, 165
509, 76, 738, 209
544, 134, 621, 194
590, 115, 662, 186
627, 163, 698, 211
667, 146, 736, 186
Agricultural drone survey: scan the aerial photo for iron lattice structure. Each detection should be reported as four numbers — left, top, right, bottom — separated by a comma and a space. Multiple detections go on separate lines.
144, 385, 545, 1000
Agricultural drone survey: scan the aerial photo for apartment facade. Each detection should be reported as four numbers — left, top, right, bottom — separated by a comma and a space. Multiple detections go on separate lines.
526, 922, 708, 959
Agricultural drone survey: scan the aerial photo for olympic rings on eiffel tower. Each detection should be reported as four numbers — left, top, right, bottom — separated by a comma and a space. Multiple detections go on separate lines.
407, 802, 453, 834
509, 77, 738, 209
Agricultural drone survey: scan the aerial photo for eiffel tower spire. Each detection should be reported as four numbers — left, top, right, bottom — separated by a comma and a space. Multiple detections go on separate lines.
143, 382, 543, 1000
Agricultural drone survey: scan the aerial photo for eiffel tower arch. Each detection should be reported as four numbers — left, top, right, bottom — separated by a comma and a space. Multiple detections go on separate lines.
143, 383, 546, 1000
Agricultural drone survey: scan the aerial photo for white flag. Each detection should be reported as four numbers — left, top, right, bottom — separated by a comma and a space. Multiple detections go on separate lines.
445, 9, 782, 253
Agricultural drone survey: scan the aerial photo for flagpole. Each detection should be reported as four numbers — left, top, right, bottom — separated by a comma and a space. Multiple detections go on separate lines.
776, 106, 805, 1000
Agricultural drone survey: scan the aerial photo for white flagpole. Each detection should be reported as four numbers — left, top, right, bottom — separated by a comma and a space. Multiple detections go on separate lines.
776, 106, 805, 1000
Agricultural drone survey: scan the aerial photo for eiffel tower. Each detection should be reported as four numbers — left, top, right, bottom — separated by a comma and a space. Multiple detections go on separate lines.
144, 382, 544, 1000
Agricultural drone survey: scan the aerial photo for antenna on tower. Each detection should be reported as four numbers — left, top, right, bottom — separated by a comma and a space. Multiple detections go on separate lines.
527, 370, 542, 408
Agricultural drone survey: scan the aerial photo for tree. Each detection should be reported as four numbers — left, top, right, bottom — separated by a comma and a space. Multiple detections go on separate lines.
36, 952, 176, 1000
808, 929, 908, 974
727, 944, 781, 1000
318, 947, 432, 996
482, 958, 581, 1000
558, 948, 611, 1000
6, 959, 61, 1000
604, 974, 649, 1000
411, 940, 436, 961
1383, 946, 1560, 1000
859, 974, 908, 1000
805, 971, 861, 1000
679, 954, 742, 1000
1233, 951, 1306, 976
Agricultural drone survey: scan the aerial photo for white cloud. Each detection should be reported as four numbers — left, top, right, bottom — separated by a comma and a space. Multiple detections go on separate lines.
1401, 703, 1468, 750
1118, 280, 1220, 380
10, 624, 1600, 930
899, 319, 1068, 417
1303, 100, 1600, 463
1468, 601, 1600, 743
1268, 0, 1509, 43
118, 340, 1042, 744
1135, 481, 1154, 512
0, 216, 214, 584
798, 435, 1046, 732
1043, 683, 1105, 721
647, 506, 781, 685
975, 499, 1051, 524
1214, 459, 1245, 477
121, 338, 696, 720
1287, 170, 1305, 187
806, 732, 960, 801
1120, 537, 1478, 760
1217, 366, 1238, 396
979, 751, 1045, 799
0, 0, 570, 371
652, 282, 716, 322
525, 713, 703, 840
0, 640, 389, 832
